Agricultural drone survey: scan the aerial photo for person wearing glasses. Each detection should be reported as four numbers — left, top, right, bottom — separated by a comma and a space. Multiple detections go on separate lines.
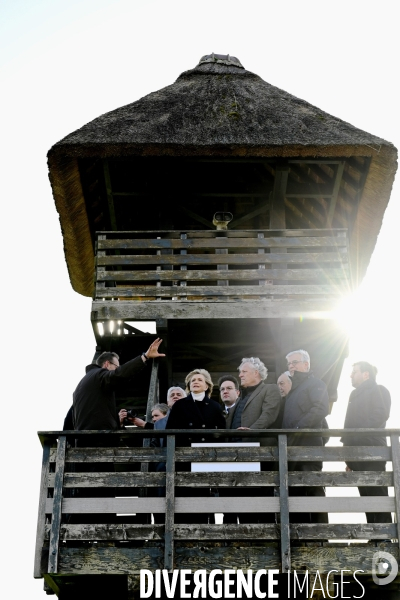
72, 338, 165, 432
282, 349, 329, 525
219, 376, 241, 415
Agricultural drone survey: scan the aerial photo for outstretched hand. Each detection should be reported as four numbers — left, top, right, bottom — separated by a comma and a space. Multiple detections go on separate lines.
145, 337, 166, 359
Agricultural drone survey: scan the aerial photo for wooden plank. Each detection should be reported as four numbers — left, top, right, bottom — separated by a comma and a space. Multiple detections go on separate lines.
49, 472, 165, 487
55, 544, 399, 575
96, 284, 345, 298
62, 447, 167, 462
57, 546, 164, 574
46, 495, 395, 514
90, 299, 342, 320
97, 228, 348, 236
57, 443, 392, 464
97, 252, 348, 266
390, 434, 400, 553
51, 523, 165, 541
164, 435, 175, 571
279, 434, 290, 572
50, 470, 394, 488
97, 267, 349, 282
34, 442, 51, 578
48, 436, 67, 574
98, 236, 348, 250
49, 522, 398, 542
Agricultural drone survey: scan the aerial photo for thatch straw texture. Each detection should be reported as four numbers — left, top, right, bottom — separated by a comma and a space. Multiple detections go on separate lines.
48, 58, 397, 297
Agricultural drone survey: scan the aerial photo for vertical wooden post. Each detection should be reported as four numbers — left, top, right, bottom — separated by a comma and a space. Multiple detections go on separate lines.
34, 442, 51, 578
145, 359, 159, 423
48, 435, 67, 574
216, 230, 229, 287
278, 434, 290, 572
390, 433, 400, 552
164, 434, 176, 571
180, 233, 187, 300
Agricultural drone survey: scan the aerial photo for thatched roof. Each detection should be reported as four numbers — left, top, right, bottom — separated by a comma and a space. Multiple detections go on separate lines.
48, 54, 397, 297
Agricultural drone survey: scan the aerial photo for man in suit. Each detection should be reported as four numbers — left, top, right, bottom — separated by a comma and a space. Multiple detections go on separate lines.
218, 375, 240, 415
225, 357, 281, 524
342, 361, 391, 525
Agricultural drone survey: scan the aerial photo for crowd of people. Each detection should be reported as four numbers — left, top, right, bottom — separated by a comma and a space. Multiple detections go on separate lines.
68, 339, 392, 526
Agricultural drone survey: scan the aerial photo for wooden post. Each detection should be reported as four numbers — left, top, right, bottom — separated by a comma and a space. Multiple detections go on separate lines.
34, 442, 51, 578
390, 433, 400, 552
48, 435, 67, 574
278, 434, 290, 572
164, 434, 176, 571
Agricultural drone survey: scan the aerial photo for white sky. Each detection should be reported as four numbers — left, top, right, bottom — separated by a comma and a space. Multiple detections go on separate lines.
1, 1, 399, 597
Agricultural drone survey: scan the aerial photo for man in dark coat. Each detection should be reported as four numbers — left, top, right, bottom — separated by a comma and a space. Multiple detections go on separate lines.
225, 357, 281, 524
73, 338, 165, 433
282, 349, 329, 524
342, 361, 391, 524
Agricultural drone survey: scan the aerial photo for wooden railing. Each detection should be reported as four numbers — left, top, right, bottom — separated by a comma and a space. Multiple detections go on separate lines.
94, 229, 350, 302
35, 429, 399, 583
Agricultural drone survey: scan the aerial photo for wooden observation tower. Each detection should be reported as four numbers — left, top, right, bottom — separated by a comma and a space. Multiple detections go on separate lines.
35, 54, 400, 598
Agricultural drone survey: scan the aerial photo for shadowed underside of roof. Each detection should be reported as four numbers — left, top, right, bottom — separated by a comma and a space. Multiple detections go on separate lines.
47, 56, 397, 297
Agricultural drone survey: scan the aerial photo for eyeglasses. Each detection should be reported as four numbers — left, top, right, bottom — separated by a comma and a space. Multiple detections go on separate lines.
109, 361, 119, 368
287, 360, 304, 367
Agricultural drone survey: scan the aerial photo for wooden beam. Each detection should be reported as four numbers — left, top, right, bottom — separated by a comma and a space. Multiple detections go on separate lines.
230, 203, 269, 228
54, 544, 399, 575
180, 206, 213, 228
48, 436, 67, 574
164, 435, 175, 571
34, 442, 51, 578
390, 434, 400, 554
279, 434, 290, 572
270, 164, 289, 229
102, 159, 117, 231
326, 161, 345, 227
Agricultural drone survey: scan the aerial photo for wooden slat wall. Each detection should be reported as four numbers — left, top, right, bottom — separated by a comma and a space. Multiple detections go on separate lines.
37, 430, 399, 577
94, 229, 350, 301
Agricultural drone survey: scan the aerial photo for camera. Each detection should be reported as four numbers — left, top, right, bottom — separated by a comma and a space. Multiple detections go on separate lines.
124, 409, 137, 425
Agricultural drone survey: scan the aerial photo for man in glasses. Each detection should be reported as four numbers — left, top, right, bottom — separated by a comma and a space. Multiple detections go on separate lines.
73, 338, 165, 431
219, 375, 240, 415
282, 349, 329, 525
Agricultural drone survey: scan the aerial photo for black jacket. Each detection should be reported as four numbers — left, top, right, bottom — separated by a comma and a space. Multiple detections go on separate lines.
166, 393, 226, 445
342, 379, 391, 447
73, 356, 146, 430
282, 370, 329, 446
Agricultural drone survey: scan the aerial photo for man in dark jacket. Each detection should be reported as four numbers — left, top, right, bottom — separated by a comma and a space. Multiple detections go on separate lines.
282, 349, 329, 524
342, 361, 391, 524
73, 338, 165, 432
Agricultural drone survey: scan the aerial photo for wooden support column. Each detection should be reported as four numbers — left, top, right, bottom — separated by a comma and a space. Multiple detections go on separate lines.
164, 435, 176, 571
326, 161, 345, 227
48, 435, 67, 574
156, 318, 170, 402
270, 163, 289, 308
34, 441, 51, 578
390, 433, 400, 552
278, 434, 290, 572
216, 232, 229, 287
141, 359, 159, 508
270, 163, 289, 229
102, 159, 118, 230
